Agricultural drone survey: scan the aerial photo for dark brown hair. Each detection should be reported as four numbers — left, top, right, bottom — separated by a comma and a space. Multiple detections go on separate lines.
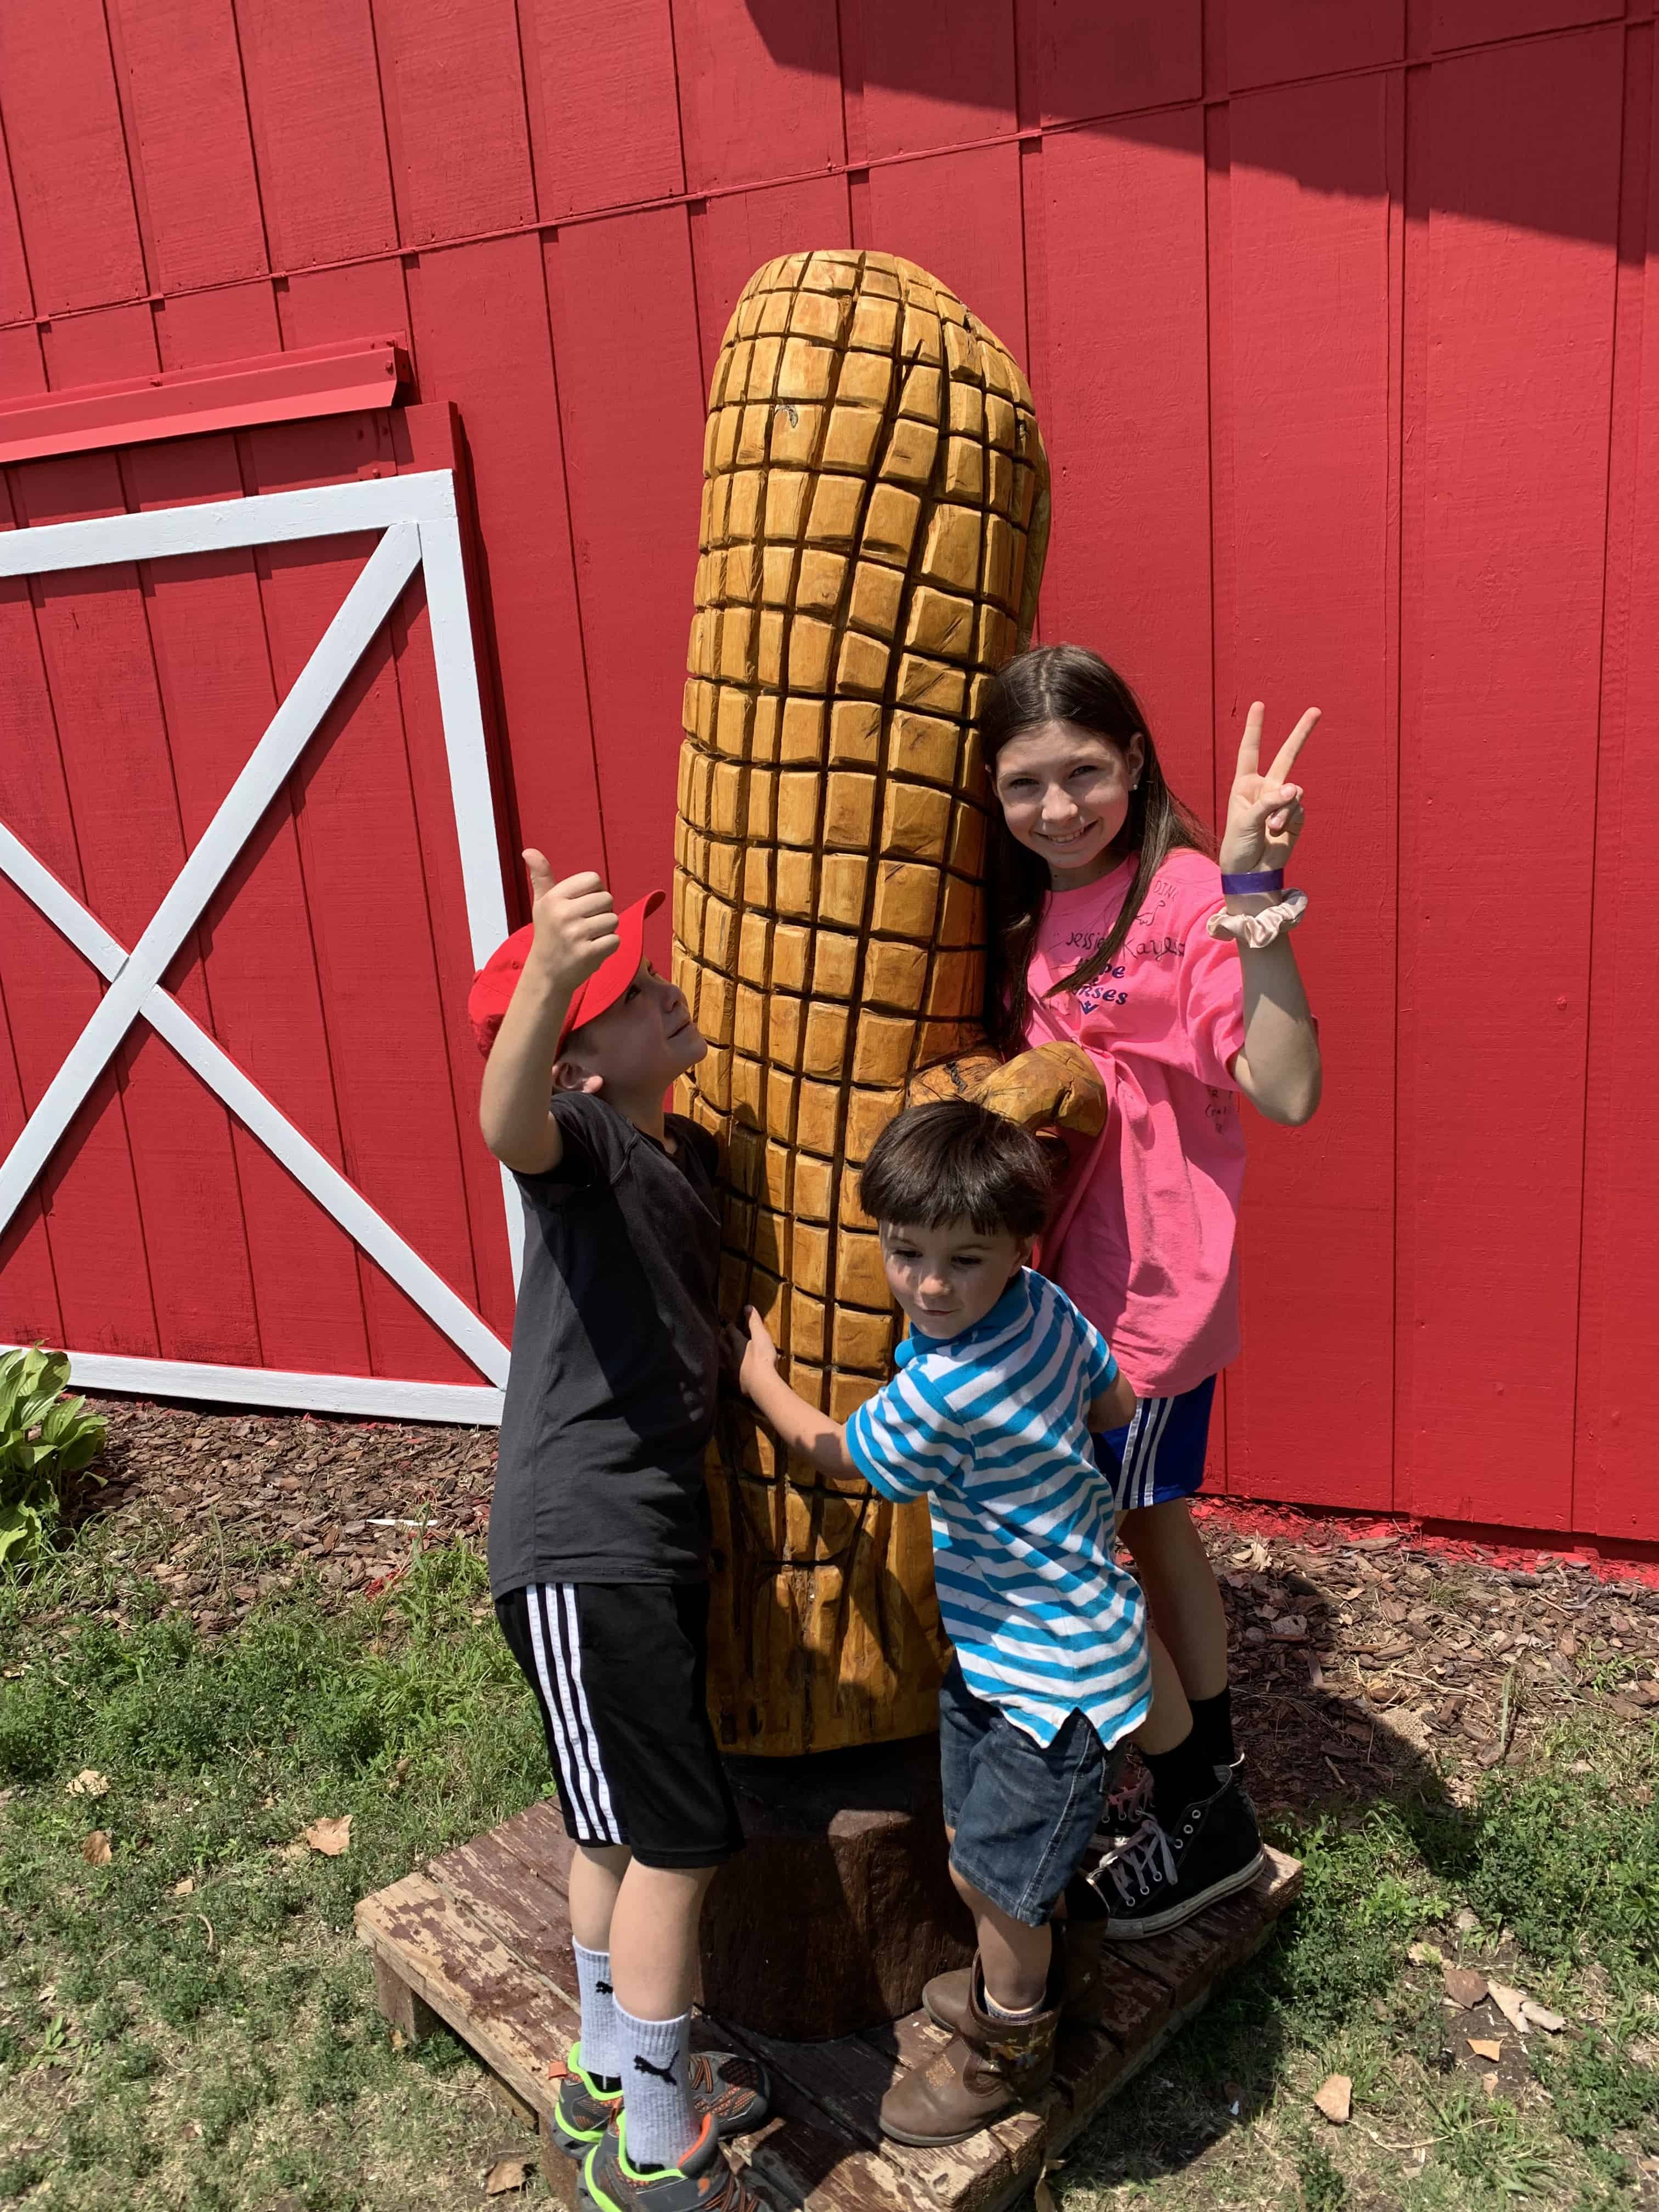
980, 644, 1210, 1055
859, 1099, 1054, 1240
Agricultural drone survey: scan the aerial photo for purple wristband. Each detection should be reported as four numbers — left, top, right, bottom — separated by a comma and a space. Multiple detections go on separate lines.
1220, 868, 1284, 895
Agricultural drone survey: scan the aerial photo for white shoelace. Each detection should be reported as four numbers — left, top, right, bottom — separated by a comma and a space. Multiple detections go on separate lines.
1093, 1812, 1179, 1905
1090, 1764, 1154, 1852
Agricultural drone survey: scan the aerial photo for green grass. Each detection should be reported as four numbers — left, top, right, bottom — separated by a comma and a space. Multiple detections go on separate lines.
0, 1528, 549, 2209
2, 1518, 1657, 2209
1053, 1729, 1659, 2210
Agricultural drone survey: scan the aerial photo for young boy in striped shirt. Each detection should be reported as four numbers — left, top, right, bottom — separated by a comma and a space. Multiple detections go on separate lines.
731, 1097, 1261, 2147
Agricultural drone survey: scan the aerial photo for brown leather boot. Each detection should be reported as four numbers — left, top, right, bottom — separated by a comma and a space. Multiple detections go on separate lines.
880, 1956, 1060, 2147
923, 1920, 1107, 2036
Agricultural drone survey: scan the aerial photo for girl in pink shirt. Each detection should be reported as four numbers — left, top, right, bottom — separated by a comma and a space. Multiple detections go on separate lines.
981, 643, 1322, 1939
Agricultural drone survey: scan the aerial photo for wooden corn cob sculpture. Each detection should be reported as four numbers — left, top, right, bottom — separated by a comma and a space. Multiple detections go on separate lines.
673, 251, 1052, 1756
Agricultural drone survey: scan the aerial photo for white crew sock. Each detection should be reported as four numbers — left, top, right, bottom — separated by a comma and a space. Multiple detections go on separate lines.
983, 1987, 1044, 2022
572, 1942, 620, 2083
615, 1997, 697, 2170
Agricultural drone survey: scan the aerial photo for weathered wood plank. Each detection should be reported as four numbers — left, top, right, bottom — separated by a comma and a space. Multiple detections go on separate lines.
355, 1872, 576, 2127
371, 1952, 441, 2046
487, 1797, 578, 1895
724, 2063, 950, 2212
720, 2013, 1015, 2211
1097, 1847, 1301, 2006
426, 1824, 579, 2002
362, 1829, 1302, 2212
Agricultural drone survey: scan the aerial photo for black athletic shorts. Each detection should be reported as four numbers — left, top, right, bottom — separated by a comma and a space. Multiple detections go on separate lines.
494, 1581, 744, 1869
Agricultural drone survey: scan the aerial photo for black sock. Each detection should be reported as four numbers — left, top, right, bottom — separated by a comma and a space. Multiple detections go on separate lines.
1186, 1686, 1235, 1772
1144, 1728, 1217, 1830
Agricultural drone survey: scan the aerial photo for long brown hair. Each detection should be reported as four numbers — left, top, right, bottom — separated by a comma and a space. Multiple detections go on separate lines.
981, 644, 1210, 1056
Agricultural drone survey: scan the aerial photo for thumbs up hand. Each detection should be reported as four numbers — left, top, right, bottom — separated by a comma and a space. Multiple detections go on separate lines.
522, 851, 620, 995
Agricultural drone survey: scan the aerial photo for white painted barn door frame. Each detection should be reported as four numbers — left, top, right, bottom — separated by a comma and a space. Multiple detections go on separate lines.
0, 470, 518, 1424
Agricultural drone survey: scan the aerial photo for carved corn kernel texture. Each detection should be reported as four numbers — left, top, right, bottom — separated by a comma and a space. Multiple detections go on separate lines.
674, 250, 1051, 1756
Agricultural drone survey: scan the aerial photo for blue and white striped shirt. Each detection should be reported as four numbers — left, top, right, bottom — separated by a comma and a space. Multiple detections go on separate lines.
845, 1269, 1150, 1751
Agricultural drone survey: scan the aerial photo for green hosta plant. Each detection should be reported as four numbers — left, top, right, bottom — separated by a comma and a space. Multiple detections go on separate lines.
0, 1345, 105, 1571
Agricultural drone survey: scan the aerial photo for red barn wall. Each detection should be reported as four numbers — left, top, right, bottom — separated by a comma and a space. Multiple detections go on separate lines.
0, 0, 1654, 1547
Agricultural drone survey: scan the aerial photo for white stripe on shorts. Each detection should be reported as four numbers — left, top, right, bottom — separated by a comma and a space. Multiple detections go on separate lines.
549, 1587, 625, 1847
525, 1584, 623, 1846
1122, 1394, 1173, 1511
555, 1586, 622, 1841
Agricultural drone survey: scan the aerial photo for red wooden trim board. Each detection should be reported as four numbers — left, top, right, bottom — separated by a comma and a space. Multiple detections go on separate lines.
0, 340, 407, 463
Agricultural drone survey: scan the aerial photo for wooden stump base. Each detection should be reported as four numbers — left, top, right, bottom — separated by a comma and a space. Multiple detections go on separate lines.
357, 1797, 1301, 2211
702, 1739, 974, 2039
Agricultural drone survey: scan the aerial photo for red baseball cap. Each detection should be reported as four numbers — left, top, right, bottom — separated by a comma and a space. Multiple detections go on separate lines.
468, 888, 666, 1058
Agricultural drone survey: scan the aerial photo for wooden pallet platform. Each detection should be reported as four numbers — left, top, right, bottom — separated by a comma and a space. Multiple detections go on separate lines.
357, 1802, 1301, 2211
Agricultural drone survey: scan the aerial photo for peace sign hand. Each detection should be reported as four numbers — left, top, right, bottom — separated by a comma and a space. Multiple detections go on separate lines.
1218, 703, 1319, 879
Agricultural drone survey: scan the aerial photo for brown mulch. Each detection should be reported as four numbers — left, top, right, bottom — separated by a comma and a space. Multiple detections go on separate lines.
49, 1396, 498, 1633
1205, 1513, 1659, 1810
45, 1397, 1659, 1805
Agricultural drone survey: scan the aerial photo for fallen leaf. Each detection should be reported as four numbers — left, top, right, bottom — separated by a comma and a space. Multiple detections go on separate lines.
1454, 1906, 1481, 1934
66, 1769, 109, 1798
484, 2157, 531, 2196
1442, 1965, 1489, 2010
1481, 2068, 1499, 2098
301, 1816, 352, 1857
1314, 2074, 1351, 2125
1269, 1614, 1308, 1641
80, 1830, 112, 1866
1408, 1942, 1443, 1967
172, 1876, 195, 1897
1488, 1982, 1531, 2035
1468, 2036, 1503, 2061
1521, 2001, 1566, 2033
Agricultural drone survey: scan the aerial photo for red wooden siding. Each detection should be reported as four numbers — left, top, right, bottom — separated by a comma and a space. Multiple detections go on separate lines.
0, 1, 1653, 1542
0, 409, 516, 1386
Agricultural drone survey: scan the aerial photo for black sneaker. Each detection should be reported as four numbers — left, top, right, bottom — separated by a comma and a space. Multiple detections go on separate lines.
1085, 1773, 1265, 1938
1088, 1752, 1245, 1852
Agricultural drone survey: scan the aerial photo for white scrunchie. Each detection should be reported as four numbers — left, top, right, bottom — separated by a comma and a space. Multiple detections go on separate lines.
1206, 889, 1308, 949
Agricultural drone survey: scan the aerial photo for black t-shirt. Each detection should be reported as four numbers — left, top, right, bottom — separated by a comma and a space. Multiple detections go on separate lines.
488, 1092, 723, 1596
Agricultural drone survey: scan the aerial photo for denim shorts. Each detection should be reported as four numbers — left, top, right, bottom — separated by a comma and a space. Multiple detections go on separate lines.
939, 1658, 1122, 1928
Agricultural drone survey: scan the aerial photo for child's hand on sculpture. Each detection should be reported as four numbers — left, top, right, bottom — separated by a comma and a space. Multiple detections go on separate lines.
730, 1304, 857, 1477
726, 1306, 779, 1396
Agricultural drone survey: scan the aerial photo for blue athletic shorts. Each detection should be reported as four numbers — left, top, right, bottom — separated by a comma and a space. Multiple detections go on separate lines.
1094, 1374, 1218, 1511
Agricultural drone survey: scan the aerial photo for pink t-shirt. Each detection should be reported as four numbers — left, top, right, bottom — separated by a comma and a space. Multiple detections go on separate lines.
1024, 848, 1247, 1398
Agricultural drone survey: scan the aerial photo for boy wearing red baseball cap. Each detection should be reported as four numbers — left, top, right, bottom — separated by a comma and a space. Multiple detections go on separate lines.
472, 853, 770, 2211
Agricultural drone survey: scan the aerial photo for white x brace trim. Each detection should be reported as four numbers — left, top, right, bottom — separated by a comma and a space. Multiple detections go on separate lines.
0, 471, 520, 1424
